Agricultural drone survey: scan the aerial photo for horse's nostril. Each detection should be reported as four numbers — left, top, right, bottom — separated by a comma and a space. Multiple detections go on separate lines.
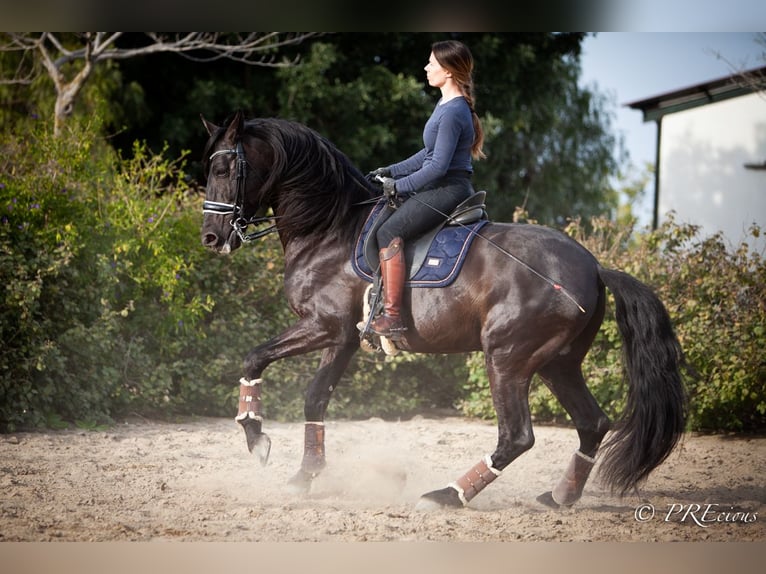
202, 233, 219, 247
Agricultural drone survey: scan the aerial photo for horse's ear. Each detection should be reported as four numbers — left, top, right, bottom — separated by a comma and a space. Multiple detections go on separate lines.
200, 114, 220, 136
224, 110, 245, 142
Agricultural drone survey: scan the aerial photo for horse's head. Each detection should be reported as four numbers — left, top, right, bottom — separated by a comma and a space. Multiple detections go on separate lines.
201, 111, 379, 253
200, 111, 275, 254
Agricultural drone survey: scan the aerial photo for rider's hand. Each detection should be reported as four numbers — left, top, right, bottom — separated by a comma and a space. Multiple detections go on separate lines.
380, 177, 397, 198
366, 167, 391, 181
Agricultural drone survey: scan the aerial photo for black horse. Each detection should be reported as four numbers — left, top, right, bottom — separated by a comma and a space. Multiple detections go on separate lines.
200, 111, 688, 509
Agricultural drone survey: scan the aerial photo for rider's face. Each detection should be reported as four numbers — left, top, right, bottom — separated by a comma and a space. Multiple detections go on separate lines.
425, 52, 451, 89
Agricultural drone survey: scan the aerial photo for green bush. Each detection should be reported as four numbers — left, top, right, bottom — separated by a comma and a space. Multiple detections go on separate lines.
0, 120, 283, 429
634, 218, 765, 431
1, 120, 111, 429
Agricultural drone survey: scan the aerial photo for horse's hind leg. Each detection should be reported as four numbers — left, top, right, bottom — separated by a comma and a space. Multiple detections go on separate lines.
287, 342, 358, 493
418, 351, 535, 509
537, 357, 611, 507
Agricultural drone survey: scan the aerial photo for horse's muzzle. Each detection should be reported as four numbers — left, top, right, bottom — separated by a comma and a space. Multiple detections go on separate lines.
201, 223, 241, 254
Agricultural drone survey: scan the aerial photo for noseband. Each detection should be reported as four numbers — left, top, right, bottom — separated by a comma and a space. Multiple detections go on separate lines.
202, 141, 278, 242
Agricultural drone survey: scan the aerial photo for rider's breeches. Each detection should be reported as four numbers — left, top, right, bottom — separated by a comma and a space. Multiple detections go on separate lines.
376, 177, 474, 247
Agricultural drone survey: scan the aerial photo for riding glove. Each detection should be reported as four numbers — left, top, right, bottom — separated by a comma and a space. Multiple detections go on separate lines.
380, 177, 397, 198
366, 167, 392, 181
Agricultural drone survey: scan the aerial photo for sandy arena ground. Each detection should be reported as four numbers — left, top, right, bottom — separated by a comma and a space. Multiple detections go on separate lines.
0, 415, 763, 542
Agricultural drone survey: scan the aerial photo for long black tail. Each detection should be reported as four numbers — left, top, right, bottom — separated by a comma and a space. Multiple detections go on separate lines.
597, 267, 689, 495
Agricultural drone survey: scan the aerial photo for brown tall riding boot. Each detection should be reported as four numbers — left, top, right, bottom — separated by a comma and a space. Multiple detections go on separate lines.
370, 237, 407, 339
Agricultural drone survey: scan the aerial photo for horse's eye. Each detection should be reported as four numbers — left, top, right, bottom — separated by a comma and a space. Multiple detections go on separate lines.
214, 167, 230, 179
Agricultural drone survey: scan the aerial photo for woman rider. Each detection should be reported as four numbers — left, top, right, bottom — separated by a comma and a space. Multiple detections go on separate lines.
369, 39, 486, 339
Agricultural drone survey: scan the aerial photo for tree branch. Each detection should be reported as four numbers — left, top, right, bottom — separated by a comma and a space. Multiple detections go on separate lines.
0, 32, 322, 135
710, 33, 766, 101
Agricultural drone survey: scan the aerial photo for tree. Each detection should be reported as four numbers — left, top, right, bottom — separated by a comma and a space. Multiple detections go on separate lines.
9, 32, 623, 225
464, 33, 624, 224
0, 32, 319, 135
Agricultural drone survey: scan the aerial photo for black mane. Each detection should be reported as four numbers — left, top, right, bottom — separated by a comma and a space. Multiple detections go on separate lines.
243, 118, 378, 244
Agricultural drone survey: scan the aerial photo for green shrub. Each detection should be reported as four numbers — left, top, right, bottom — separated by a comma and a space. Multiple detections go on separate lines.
1, 120, 112, 429
637, 219, 765, 431
0, 120, 283, 429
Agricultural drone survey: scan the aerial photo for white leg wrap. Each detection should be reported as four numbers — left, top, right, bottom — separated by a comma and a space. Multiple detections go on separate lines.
239, 377, 263, 386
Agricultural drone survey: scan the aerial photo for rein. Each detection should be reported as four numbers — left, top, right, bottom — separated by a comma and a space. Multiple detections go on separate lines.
202, 142, 279, 242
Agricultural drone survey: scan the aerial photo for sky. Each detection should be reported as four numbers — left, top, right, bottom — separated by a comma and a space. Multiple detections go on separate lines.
578, 32, 763, 226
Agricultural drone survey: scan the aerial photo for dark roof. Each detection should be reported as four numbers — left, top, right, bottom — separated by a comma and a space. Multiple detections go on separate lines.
625, 65, 766, 123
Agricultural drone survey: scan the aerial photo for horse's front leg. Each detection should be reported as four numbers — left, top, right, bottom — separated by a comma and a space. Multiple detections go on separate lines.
236, 318, 339, 464
287, 342, 359, 493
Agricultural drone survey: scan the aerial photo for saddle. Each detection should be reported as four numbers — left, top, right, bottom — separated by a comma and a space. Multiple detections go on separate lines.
352, 191, 489, 288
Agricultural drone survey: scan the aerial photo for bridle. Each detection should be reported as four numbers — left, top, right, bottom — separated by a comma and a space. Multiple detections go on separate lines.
202, 141, 278, 242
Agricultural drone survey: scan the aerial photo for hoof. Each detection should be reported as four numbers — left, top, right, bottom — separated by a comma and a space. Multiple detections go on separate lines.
551, 490, 581, 507
536, 491, 561, 509
416, 486, 464, 510
551, 484, 584, 507
286, 469, 315, 495
244, 425, 271, 466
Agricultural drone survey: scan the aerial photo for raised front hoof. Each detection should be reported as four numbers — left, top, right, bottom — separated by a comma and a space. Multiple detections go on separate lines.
286, 469, 317, 495
243, 423, 271, 466
416, 486, 464, 511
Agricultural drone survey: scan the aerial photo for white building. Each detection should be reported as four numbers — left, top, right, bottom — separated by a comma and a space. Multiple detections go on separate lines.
627, 67, 766, 253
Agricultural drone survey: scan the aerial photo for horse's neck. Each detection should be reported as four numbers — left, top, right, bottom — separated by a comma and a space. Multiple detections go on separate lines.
283, 233, 348, 273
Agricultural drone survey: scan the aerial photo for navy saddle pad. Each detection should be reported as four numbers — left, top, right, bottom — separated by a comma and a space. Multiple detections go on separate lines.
351, 197, 488, 288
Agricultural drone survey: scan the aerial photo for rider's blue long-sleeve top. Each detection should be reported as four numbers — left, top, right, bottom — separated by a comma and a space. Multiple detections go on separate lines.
387, 96, 474, 193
